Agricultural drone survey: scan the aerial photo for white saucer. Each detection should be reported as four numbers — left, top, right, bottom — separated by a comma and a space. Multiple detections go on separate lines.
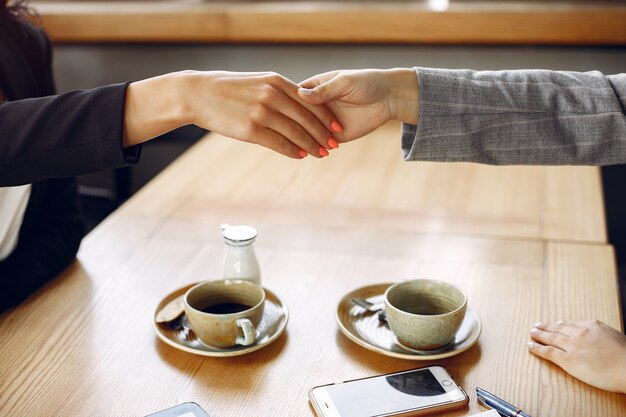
153, 283, 289, 357
336, 283, 481, 360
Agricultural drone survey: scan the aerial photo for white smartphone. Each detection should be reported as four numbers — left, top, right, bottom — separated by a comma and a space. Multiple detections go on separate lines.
309, 366, 468, 417
144, 402, 210, 417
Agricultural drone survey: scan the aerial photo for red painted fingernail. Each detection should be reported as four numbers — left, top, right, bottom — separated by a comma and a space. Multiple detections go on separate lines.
331, 120, 343, 132
328, 138, 339, 149
299, 149, 308, 158
318, 147, 330, 157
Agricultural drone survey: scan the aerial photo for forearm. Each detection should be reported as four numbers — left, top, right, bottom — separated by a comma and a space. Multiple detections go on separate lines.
401, 68, 626, 166
387, 68, 420, 125
123, 71, 193, 148
0, 71, 196, 187
126, 70, 336, 159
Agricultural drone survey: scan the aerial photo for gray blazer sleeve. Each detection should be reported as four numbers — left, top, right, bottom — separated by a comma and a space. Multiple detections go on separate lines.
401, 67, 626, 165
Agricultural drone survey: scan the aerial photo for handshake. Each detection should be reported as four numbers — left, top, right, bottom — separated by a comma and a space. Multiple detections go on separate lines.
123, 69, 419, 158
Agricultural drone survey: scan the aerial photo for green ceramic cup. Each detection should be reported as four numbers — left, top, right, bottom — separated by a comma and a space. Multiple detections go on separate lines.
384, 279, 467, 350
184, 279, 265, 348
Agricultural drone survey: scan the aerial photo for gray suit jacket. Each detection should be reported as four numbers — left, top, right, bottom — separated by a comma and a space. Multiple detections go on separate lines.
401, 67, 626, 165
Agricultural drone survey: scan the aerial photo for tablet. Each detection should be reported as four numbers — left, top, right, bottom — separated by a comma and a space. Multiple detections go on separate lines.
144, 402, 210, 417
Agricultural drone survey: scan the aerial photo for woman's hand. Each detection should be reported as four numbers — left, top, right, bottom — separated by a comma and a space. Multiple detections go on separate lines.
528, 320, 626, 393
124, 71, 339, 158
297, 68, 419, 142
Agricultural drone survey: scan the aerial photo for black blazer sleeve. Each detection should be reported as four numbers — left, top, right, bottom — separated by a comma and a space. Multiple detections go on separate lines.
0, 16, 141, 187
0, 83, 141, 187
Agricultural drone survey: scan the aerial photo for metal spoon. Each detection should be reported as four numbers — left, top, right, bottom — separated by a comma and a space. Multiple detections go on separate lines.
351, 298, 387, 323
351, 298, 384, 312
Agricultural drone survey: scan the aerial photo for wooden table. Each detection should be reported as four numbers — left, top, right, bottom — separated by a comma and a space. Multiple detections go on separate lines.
0, 123, 624, 416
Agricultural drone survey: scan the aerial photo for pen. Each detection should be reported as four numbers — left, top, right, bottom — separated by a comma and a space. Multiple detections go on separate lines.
476, 387, 532, 417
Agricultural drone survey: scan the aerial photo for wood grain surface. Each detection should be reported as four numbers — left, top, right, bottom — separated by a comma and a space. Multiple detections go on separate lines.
0, 124, 623, 417
120, 122, 606, 243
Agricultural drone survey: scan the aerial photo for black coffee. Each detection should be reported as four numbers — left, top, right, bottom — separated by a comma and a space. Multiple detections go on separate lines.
200, 302, 251, 314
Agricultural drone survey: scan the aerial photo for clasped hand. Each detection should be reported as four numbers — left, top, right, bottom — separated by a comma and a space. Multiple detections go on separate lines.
213, 69, 419, 157
125, 69, 418, 158
190, 69, 418, 158
187, 71, 342, 159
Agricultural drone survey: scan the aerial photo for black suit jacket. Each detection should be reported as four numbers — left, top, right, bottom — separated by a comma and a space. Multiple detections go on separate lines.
0, 15, 140, 312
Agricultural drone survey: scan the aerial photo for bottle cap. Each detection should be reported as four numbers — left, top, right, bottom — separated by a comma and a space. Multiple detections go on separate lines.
221, 224, 257, 244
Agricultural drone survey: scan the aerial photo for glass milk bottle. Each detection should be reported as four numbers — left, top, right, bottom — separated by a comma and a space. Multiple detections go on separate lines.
220, 224, 262, 285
